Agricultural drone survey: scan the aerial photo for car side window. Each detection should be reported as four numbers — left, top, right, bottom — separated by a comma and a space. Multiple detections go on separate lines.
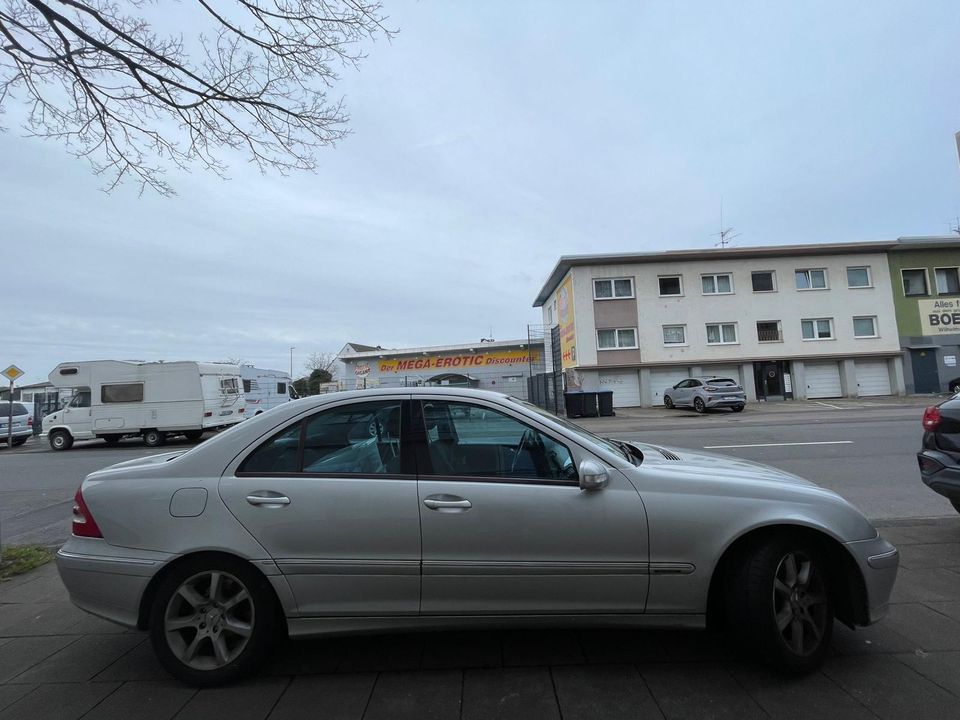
238, 400, 403, 475
302, 400, 402, 474
419, 401, 576, 483
239, 421, 302, 474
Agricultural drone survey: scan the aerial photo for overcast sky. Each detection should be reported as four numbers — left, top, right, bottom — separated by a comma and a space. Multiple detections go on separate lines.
4, 0, 960, 385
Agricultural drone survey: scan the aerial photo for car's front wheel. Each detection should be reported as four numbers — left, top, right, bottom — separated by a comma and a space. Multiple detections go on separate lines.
664, 395, 674, 409
726, 535, 833, 673
149, 556, 280, 686
49, 429, 73, 451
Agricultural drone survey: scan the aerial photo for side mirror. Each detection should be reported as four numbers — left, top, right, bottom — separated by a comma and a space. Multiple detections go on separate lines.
578, 459, 609, 490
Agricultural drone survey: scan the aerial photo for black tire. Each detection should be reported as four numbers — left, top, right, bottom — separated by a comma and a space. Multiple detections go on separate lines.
951, 499, 960, 515
664, 395, 674, 409
694, 397, 706, 414
148, 555, 281, 687
183, 430, 204, 442
725, 533, 833, 674
950, 381, 960, 394
143, 429, 165, 447
732, 404, 745, 413
102, 436, 122, 446
49, 429, 73, 451
12, 437, 28, 446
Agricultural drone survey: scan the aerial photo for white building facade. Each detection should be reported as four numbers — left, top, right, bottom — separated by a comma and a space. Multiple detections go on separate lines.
533, 242, 906, 407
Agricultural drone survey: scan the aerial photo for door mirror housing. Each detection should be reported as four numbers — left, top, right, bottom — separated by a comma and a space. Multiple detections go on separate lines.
578, 459, 609, 490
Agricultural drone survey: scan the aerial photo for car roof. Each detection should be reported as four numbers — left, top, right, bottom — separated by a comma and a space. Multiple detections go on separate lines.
690, 376, 738, 381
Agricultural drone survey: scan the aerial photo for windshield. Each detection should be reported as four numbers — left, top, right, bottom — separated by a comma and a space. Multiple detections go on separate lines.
510, 398, 633, 463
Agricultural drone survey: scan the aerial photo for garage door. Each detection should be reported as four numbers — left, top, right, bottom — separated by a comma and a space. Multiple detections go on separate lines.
598, 370, 641, 407
650, 368, 691, 406
855, 360, 891, 397
804, 361, 842, 399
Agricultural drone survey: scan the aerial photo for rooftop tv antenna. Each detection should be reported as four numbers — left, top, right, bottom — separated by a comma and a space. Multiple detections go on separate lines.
712, 198, 741, 248
949, 216, 960, 236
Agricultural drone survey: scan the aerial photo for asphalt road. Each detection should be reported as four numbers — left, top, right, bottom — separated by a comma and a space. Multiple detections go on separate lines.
0, 406, 953, 547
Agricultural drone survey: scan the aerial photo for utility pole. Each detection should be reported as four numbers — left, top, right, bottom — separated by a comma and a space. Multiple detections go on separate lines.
289, 347, 295, 379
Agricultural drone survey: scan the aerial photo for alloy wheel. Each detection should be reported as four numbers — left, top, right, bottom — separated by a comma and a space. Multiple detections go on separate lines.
772, 551, 829, 656
164, 571, 255, 671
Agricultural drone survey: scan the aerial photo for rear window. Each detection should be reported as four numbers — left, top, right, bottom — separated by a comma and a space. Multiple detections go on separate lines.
1, 403, 28, 416
707, 378, 738, 386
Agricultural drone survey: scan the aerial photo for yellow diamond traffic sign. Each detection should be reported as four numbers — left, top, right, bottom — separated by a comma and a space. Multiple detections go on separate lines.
1, 365, 24, 382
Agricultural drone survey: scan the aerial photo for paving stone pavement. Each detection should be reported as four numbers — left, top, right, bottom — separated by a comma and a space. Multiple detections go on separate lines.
2, 517, 959, 719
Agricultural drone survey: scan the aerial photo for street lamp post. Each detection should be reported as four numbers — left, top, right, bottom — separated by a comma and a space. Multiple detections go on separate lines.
289, 347, 295, 380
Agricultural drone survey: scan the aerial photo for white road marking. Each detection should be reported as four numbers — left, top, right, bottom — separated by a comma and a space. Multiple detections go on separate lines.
703, 440, 854, 449
814, 401, 844, 409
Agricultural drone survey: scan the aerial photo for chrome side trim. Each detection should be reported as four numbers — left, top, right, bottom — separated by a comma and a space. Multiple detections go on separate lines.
276, 559, 420, 576
423, 561, 694, 576
56, 550, 157, 566
649, 562, 696, 575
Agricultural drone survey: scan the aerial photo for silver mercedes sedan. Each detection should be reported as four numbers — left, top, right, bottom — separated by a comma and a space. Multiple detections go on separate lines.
57, 387, 898, 686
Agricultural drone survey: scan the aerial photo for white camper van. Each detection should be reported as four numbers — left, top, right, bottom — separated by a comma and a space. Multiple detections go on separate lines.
41, 361, 246, 450
240, 366, 298, 415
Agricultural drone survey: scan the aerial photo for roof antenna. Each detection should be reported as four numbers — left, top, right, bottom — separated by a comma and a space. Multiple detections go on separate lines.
712, 197, 740, 248
949, 216, 960, 236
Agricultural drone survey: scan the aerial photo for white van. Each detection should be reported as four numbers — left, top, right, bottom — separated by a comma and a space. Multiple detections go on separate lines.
41, 360, 246, 450
240, 366, 298, 415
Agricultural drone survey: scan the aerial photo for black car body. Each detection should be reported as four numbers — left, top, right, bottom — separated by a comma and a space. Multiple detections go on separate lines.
918, 396, 960, 514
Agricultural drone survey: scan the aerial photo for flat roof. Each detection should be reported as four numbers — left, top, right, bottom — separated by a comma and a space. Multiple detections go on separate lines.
339, 338, 543, 361
532, 237, 960, 307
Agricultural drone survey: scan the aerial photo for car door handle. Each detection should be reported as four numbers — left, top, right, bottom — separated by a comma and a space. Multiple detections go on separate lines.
423, 496, 472, 511
245, 493, 290, 507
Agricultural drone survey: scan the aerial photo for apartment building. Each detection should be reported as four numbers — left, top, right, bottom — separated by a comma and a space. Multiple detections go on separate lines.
533, 242, 905, 407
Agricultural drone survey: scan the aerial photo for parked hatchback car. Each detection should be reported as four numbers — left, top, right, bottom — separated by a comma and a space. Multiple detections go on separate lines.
57, 387, 897, 686
664, 376, 746, 413
918, 397, 960, 514
0, 401, 33, 446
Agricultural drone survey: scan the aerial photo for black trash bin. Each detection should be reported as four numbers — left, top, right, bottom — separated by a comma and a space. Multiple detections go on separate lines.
564, 391, 586, 418
597, 390, 615, 417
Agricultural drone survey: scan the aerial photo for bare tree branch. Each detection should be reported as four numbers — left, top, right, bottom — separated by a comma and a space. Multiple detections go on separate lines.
0, 0, 394, 195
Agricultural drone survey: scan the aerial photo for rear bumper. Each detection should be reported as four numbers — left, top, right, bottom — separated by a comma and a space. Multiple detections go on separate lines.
844, 534, 899, 625
56, 538, 171, 629
703, 395, 746, 408
0, 427, 32, 440
918, 450, 960, 501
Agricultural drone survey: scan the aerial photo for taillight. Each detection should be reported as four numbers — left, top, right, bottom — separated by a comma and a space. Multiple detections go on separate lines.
72, 487, 103, 538
27, 416, 33, 427
238, 408, 245, 414
922, 406, 942, 431
704, 386, 718, 392
203, 411, 213, 417
918, 454, 944, 474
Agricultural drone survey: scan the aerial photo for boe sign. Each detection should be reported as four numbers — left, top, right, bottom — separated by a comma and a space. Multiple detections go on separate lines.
920, 299, 960, 335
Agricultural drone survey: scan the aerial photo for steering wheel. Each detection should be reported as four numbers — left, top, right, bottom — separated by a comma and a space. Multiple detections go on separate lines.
510, 428, 542, 474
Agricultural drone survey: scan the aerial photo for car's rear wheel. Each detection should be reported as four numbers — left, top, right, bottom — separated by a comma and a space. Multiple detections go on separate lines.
664, 395, 674, 409
732, 404, 745, 413
149, 556, 280, 686
950, 382, 960, 394
49, 429, 73, 451
726, 534, 833, 673
694, 397, 706, 413
12, 437, 27, 446
143, 429, 165, 447
183, 430, 204, 441
103, 436, 122, 446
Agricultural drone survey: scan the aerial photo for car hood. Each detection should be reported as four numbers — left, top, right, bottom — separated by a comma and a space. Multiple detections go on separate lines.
625, 441, 821, 490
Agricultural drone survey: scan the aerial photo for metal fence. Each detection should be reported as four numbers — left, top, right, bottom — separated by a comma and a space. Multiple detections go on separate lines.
526, 324, 564, 415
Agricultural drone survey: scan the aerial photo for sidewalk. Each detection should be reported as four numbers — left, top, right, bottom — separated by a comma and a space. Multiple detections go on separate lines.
1, 517, 959, 719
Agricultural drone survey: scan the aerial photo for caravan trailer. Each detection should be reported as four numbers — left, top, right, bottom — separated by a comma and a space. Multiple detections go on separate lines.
239, 366, 298, 415
41, 361, 246, 450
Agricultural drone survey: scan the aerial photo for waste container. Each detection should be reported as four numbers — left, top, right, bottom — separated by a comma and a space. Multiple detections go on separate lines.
564, 391, 599, 418
597, 390, 615, 417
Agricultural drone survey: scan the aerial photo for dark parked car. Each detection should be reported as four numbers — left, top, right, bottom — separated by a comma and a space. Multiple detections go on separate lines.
0, 401, 33, 447
918, 397, 960, 514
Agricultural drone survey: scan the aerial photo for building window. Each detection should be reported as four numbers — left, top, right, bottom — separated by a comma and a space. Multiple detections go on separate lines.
277, 383, 287, 395
706, 323, 738, 345
701, 273, 733, 295
846, 266, 872, 288
242, 379, 252, 393
658, 275, 683, 296
935, 267, 960, 295
795, 268, 827, 290
756, 321, 782, 342
901, 268, 929, 296
593, 278, 634, 300
853, 316, 878, 338
751, 271, 776, 292
101, 383, 144, 403
662, 325, 686, 345
546, 305, 553, 324
597, 328, 638, 350
801, 318, 834, 340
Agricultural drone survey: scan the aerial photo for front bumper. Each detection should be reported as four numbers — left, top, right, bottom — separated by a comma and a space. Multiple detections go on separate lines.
918, 450, 960, 501
56, 537, 172, 629
844, 534, 899, 624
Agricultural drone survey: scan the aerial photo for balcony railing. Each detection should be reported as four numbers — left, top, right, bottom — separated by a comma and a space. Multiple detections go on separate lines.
757, 328, 782, 342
